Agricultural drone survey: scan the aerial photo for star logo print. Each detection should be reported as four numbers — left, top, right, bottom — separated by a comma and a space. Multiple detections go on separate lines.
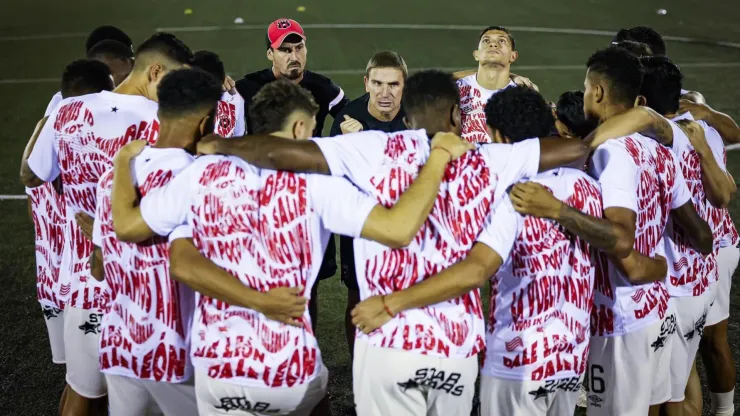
528, 386, 549, 400
685, 329, 695, 341
397, 379, 420, 392
79, 321, 99, 335
651, 336, 666, 351
42, 307, 60, 320
111, 106, 118, 113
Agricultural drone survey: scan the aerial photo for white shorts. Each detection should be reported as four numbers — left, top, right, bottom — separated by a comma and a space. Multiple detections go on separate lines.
587, 302, 677, 415
480, 374, 583, 416
107, 374, 197, 416
706, 245, 740, 326
64, 306, 107, 398
669, 288, 715, 402
353, 340, 478, 416
41, 304, 66, 364
195, 367, 328, 416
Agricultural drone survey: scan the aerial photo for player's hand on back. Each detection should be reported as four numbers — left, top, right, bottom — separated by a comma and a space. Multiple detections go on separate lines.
430, 132, 475, 161
678, 99, 710, 121
509, 182, 563, 220
114, 140, 147, 165
510, 73, 539, 92
197, 134, 224, 156
677, 119, 712, 157
75, 212, 95, 241
351, 295, 393, 334
257, 286, 307, 327
340, 115, 364, 134
222, 75, 236, 95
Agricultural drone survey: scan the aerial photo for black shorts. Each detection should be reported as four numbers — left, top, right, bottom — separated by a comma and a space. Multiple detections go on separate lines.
317, 236, 337, 281
339, 235, 359, 290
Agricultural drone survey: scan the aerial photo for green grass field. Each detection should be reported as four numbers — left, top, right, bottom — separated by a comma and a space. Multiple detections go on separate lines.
2, 1, 740, 414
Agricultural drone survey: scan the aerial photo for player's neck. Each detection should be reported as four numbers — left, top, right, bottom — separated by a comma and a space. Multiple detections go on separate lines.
272, 66, 304, 84
154, 123, 198, 153
114, 75, 154, 101
368, 102, 398, 122
476, 65, 510, 91
602, 104, 635, 123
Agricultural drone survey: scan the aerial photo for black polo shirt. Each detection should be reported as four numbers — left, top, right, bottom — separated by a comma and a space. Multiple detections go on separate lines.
330, 94, 406, 289
236, 68, 349, 136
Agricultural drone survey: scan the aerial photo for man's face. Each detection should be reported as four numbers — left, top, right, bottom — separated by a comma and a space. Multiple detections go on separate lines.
98, 56, 134, 86
583, 70, 604, 123
364, 67, 404, 115
269, 41, 307, 80
474, 30, 517, 66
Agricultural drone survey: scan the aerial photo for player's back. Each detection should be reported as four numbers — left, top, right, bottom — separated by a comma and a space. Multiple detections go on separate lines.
589, 134, 676, 336
313, 129, 540, 359
95, 146, 195, 382
483, 168, 601, 381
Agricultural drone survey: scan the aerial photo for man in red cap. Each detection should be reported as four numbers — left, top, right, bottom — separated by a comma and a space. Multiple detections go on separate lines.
235, 16, 349, 352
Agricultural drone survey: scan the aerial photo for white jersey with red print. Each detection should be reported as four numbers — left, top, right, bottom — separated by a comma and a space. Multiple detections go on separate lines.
457, 75, 516, 143
27, 182, 67, 309
314, 129, 540, 359
92, 146, 196, 383
27, 91, 160, 311
479, 168, 601, 382
589, 134, 691, 337
215, 91, 246, 138
138, 155, 377, 388
709, 128, 740, 249
665, 115, 725, 297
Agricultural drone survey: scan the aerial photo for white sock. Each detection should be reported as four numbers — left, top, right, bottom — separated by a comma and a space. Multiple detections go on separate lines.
710, 390, 735, 416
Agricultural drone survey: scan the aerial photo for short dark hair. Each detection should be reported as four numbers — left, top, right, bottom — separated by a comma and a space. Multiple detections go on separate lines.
135, 32, 193, 65
613, 40, 653, 57
192, 50, 226, 84
478, 25, 516, 50
614, 26, 666, 56
156, 68, 223, 119
640, 56, 683, 115
86, 40, 134, 61
85, 26, 132, 53
556, 91, 597, 138
249, 80, 319, 134
403, 70, 460, 121
366, 51, 408, 79
484, 85, 554, 142
61, 59, 113, 98
587, 47, 644, 107
265, 33, 304, 50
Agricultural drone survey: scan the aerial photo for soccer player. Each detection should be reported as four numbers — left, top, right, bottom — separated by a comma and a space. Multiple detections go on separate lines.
517, 47, 711, 416
20, 32, 193, 416
235, 18, 350, 333
86, 39, 135, 86
456, 26, 518, 143
20, 58, 114, 416
328, 50, 408, 367
637, 55, 733, 416
196, 70, 594, 415
192, 50, 246, 138
110, 78, 474, 415
554, 91, 598, 139
351, 85, 604, 416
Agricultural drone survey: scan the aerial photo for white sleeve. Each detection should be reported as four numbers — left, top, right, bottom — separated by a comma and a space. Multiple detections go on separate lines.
43, 92, 62, 117
309, 175, 377, 238
92, 217, 103, 247
312, 131, 385, 181
703, 123, 728, 172
234, 94, 246, 137
27, 109, 61, 182
671, 161, 692, 209
590, 143, 639, 212
479, 138, 541, 190
168, 224, 193, 242
476, 195, 519, 261
139, 165, 195, 236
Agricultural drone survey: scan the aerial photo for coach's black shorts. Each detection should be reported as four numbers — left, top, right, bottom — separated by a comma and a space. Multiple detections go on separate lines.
339, 235, 359, 290
317, 236, 337, 281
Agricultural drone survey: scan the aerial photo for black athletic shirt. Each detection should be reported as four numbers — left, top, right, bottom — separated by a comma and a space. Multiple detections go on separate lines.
329, 93, 406, 137
236, 68, 350, 136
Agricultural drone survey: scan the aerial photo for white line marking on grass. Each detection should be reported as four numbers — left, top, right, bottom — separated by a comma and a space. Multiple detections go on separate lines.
2, 23, 740, 50
0, 195, 27, 200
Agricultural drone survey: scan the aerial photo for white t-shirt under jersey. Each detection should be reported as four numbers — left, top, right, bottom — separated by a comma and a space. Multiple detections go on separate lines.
314, 129, 540, 359
138, 155, 377, 388
589, 134, 691, 337
479, 168, 602, 382
28, 91, 160, 311
93, 146, 196, 383
215, 91, 246, 138
457, 75, 516, 144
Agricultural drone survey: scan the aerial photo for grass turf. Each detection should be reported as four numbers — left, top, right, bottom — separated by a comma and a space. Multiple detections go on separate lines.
1, 1, 740, 414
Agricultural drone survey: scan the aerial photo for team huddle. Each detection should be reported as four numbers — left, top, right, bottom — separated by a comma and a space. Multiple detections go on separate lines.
17, 18, 740, 416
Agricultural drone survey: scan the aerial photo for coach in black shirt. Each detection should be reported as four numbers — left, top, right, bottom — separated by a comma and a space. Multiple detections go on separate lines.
330, 51, 408, 360
235, 18, 350, 332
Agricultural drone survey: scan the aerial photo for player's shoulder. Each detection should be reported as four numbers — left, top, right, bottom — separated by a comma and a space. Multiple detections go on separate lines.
302, 70, 339, 87
302, 70, 342, 98
236, 69, 273, 99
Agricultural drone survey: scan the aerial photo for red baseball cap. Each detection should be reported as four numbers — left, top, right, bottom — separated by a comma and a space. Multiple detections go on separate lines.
267, 19, 306, 48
